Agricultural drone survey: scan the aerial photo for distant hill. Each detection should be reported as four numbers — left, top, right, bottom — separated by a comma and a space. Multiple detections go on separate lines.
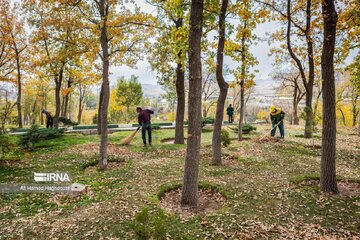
141, 84, 165, 98
253, 78, 279, 96
141, 78, 278, 99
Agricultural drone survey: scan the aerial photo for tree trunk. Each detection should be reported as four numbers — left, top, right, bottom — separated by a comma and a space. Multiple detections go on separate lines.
31, 98, 38, 125
174, 19, 185, 144
61, 94, 65, 117
181, 0, 204, 207
358, 110, 360, 136
78, 103, 83, 124
286, 0, 314, 138
238, 82, 245, 140
304, 92, 313, 137
212, 0, 229, 165
320, 0, 338, 193
15, 55, 22, 128
78, 87, 85, 124
352, 96, 358, 127
97, 85, 103, 134
40, 88, 45, 125
98, 0, 110, 171
54, 64, 64, 128
293, 86, 299, 125
202, 106, 207, 118
338, 107, 346, 126
304, 0, 315, 138
62, 77, 72, 118
238, 27, 246, 141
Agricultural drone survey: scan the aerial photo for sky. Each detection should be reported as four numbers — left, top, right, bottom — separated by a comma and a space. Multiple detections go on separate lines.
109, 0, 359, 86
110, 1, 281, 85
11, 0, 357, 86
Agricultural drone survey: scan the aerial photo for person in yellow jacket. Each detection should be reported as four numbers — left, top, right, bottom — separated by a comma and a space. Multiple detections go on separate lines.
269, 106, 285, 138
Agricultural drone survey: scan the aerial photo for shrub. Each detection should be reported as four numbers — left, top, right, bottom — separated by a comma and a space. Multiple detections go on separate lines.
0, 133, 13, 160
184, 117, 214, 127
18, 125, 65, 150
129, 207, 167, 240
230, 124, 257, 134
201, 117, 215, 127
242, 124, 257, 133
59, 117, 78, 126
221, 129, 231, 147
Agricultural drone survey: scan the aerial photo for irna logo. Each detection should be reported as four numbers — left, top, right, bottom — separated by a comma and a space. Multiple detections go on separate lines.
34, 173, 71, 182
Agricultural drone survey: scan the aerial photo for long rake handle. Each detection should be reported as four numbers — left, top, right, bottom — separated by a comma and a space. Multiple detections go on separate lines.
259, 121, 282, 141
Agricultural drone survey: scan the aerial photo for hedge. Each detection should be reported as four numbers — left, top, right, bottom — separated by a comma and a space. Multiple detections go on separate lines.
131, 122, 173, 127
73, 124, 119, 130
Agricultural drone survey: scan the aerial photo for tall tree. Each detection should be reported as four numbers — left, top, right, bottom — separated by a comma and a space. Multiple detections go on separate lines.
97, 0, 111, 170
212, 0, 229, 165
227, 0, 261, 141
181, 0, 204, 207
0, 87, 16, 133
115, 75, 143, 123
347, 53, 360, 135
70, 59, 100, 124
320, 0, 338, 193
286, 0, 318, 138
148, 0, 189, 144
0, 0, 27, 128
258, 0, 323, 138
69, 0, 154, 170
25, 0, 88, 128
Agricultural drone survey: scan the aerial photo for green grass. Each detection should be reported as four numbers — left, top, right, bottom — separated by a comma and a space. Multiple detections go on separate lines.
0, 126, 359, 239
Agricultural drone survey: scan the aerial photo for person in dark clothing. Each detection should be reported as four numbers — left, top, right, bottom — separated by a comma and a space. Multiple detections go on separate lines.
137, 107, 154, 146
226, 104, 234, 123
41, 109, 53, 128
269, 106, 285, 138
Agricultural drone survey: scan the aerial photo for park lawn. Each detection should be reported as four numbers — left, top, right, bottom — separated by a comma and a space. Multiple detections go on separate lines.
0, 124, 359, 239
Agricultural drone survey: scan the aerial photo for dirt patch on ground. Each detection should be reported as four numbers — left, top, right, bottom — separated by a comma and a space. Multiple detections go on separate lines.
337, 181, 360, 197
159, 188, 226, 218
298, 179, 360, 197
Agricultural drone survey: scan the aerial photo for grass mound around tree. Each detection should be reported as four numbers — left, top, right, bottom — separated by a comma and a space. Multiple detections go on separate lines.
157, 182, 227, 218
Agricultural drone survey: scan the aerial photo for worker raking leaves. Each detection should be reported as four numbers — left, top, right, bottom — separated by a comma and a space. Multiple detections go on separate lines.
137, 107, 154, 147
269, 106, 285, 139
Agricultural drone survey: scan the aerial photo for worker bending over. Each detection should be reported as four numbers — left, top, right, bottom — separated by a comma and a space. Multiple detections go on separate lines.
269, 106, 285, 139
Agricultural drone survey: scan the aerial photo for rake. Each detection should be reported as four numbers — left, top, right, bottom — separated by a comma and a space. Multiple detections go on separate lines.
258, 121, 282, 142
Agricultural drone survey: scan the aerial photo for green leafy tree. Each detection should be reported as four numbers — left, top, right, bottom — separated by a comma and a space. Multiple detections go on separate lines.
116, 75, 143, 123
148, 0, 189, 144
347, 53, 360, 135
227, 0, 261, 141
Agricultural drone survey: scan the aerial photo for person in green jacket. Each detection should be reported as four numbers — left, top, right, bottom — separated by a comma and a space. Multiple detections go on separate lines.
269, 106, 285, 138
227, 104, 234, 123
